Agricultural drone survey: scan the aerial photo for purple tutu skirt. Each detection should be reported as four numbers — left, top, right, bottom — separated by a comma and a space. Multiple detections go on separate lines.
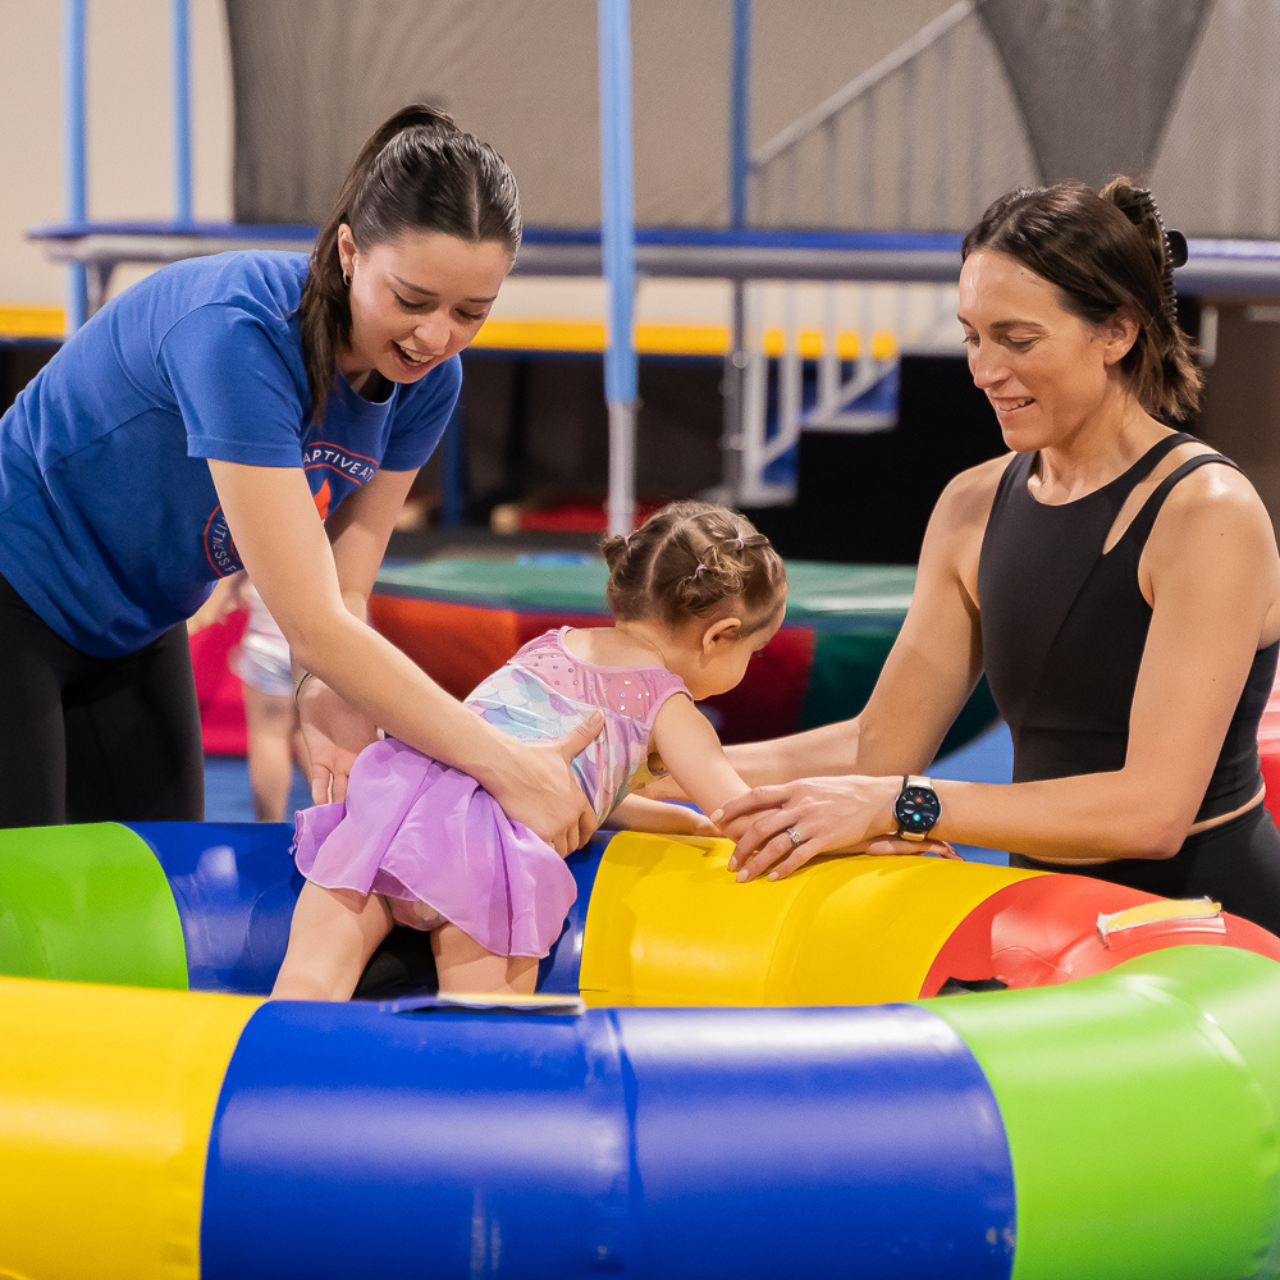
293, 738, 577, 958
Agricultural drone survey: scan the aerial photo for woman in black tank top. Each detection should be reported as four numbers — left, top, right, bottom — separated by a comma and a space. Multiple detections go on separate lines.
709, 179, 1280, 937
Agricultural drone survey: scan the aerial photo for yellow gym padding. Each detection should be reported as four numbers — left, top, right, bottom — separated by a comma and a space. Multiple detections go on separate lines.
0, 977, 260, 1280
579, 835, 1043, 1006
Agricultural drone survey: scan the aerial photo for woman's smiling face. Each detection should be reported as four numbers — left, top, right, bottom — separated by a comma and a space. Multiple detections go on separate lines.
337, 225, 512, 387
958, 248, 1137, 451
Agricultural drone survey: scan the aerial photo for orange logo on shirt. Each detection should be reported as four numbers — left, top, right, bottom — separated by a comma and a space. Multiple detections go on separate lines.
312, 479, 331, 521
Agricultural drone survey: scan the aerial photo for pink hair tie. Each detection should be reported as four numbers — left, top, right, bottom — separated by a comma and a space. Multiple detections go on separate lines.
695, 564, 706, 576
736, 536, 745, 548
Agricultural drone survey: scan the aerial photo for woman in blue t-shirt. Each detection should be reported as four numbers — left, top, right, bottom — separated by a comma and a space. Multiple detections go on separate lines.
0, 104, 601, 852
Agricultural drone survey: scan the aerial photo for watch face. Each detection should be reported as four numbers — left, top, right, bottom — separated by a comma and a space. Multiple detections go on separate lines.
896, 785, 941, 834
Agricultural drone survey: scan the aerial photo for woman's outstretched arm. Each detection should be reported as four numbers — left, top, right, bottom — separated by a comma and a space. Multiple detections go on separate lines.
664, 457, 1002, 797
208, 459, 602, 855
724, 462, 1280, 880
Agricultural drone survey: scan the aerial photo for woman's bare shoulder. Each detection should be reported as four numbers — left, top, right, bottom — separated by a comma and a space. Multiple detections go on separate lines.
931, 452, 1018, 531
1155, 449, 1273, 538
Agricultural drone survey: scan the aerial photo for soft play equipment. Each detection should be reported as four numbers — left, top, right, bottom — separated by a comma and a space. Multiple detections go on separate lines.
2, 822, 1280, 1279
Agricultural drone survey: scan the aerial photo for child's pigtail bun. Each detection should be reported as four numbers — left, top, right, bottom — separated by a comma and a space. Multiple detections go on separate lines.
600, 532, 631, 575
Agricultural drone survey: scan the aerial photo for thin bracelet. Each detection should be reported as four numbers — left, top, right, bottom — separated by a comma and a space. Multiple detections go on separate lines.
293, 669, 315, 706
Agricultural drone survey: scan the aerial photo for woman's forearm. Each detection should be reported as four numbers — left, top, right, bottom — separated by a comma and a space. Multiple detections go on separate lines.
292, 608, 518, 787
934, 771, 1191, 862
724, 762, 1200, 883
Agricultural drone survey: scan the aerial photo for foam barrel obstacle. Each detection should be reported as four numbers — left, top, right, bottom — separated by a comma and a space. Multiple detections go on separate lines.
2, 824, 1280, 1278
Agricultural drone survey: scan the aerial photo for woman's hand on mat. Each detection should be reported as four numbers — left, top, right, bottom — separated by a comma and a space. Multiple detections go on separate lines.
490, 713, 605, 857
714, 776, 960, 882
298, 677, 380, 805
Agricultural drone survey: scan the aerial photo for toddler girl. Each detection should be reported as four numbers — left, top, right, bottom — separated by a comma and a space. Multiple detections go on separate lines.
272, 500, 788, 1000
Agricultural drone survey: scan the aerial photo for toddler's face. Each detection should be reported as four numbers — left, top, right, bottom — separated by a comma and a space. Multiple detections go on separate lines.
692, 600, 786, 699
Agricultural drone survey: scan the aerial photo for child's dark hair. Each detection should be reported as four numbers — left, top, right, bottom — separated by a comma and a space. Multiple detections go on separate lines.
601, 501, 787, 634
299, 103, 522, 423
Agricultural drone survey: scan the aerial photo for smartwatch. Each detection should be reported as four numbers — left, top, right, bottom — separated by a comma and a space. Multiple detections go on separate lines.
895, 775, 941, 841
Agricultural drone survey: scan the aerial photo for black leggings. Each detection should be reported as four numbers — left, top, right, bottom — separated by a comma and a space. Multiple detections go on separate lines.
1012, 801, 1280, 937
0, 572, 203, 827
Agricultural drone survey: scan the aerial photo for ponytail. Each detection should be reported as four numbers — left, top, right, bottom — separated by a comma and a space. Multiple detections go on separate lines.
1098, 177, 1202, 422
298, 104, 521, 422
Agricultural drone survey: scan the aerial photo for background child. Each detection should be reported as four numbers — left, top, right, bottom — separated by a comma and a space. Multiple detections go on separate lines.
272, 500, 788, 1000
188, 572, 307, 822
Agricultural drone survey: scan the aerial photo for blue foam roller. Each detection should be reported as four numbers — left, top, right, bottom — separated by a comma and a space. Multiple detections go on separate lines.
200, 1001, 1014, 1279
129, 822, 301, 994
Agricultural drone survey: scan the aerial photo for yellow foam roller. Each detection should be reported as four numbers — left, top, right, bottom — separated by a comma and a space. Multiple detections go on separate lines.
579, 835, 1043, 1006
0, 977, 259, 1280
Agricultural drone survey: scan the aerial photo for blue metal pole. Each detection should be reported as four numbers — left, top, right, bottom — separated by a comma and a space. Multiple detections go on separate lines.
171, 0, 192, 225
723, 0, 753, 501
598, 0, 637, 536
729, 0, 752, 231
62, 0, 88, 332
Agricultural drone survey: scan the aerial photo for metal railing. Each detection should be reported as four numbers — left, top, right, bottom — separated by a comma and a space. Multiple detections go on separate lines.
727, 1, 1036, 505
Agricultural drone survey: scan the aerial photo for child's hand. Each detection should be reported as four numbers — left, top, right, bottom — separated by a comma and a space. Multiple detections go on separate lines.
688, 811, 720, 838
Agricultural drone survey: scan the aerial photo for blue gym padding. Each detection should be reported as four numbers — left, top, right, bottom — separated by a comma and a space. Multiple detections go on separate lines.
199, 1001, 1015, 1280
128, 821, 301, 994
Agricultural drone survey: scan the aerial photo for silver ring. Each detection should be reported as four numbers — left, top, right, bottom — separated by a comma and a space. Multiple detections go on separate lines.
785, 826, 803, 848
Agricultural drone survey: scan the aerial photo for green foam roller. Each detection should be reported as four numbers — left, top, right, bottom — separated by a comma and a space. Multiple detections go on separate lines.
0, 823, 187, 990
929, 945, 1280, 1280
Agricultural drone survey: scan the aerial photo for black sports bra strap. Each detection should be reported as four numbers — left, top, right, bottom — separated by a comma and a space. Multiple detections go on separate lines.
1120, 431, 1199, 490
1123, 452, 1241, 549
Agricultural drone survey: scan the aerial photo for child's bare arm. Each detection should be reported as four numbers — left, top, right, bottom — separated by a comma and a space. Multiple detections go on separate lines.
609, 794, 718, 836
648, 695, 756, 838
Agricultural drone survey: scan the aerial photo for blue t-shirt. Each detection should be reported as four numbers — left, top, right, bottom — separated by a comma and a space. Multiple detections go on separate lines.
0, 251, 460, 657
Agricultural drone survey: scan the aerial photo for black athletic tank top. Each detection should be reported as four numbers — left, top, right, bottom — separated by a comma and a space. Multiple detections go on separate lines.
978, 432, 1279, 824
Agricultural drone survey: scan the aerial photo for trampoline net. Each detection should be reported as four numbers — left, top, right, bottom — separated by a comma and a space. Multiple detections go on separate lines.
224, 0, 603, 227
978, 0, 1214, 189
749, 10, 1037, 232
224, 0, 1280, 238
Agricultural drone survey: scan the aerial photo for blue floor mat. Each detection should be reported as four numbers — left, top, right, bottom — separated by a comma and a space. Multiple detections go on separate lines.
204, 756, 313, 824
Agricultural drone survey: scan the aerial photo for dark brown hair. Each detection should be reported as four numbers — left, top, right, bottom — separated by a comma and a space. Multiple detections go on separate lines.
961, 177, 1202, 421
601, 501, 787, 634
299, 104, 522, 422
